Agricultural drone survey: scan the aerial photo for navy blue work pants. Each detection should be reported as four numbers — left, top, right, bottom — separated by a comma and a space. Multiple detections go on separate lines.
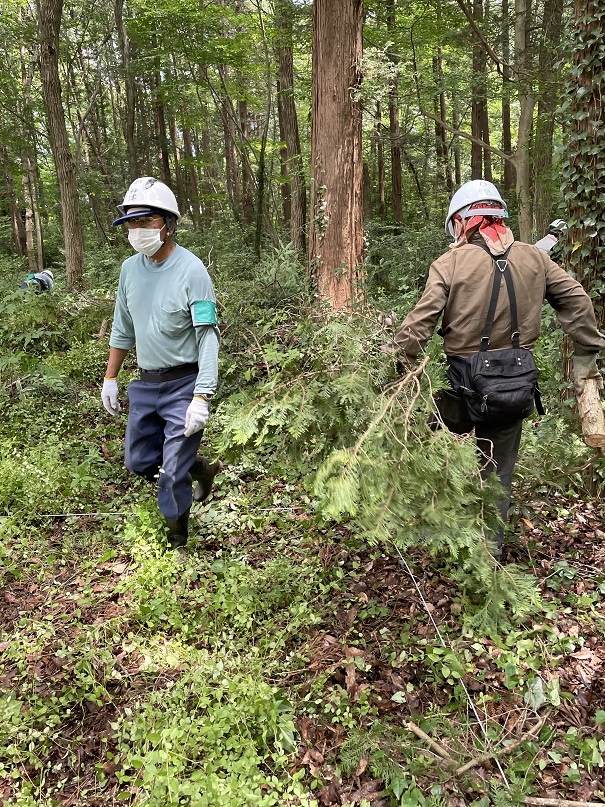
125, 375, 203, 520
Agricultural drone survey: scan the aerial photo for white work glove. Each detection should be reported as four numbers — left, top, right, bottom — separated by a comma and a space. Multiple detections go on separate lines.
101, 378, 121, 415
572, 354, 603, 397
184, 396, 210, 437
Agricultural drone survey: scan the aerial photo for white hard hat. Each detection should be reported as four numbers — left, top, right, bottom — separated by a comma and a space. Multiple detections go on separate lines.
113, 177, 180, 225
41, 270, 54, 280
445, 180, 508, 237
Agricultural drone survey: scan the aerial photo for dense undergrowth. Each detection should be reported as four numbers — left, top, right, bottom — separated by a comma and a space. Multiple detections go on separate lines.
1, 224, 604, 806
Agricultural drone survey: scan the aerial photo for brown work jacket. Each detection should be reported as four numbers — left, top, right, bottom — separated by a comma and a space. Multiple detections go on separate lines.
393, 240, 605, 361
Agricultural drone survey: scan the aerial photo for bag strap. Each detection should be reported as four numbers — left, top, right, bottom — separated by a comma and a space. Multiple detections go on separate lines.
473, 242, 517, 351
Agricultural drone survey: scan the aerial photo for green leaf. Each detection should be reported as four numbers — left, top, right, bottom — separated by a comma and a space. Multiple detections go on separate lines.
545, 678, 561, 707
524, 677, 546, 710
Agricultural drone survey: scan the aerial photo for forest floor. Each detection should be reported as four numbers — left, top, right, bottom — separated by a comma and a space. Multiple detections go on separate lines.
1, 461, 604, 807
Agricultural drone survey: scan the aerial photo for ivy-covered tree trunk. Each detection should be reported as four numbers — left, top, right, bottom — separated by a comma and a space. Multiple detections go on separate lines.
36, 0, 84, 290
308, 0, 364, 311
560, 0, 605, 329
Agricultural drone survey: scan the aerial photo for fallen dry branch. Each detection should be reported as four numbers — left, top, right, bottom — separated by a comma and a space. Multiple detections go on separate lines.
351, 356, 430, 461
405, 720, 455, 764
524, 799, 605, 807
455, 712, 549, 776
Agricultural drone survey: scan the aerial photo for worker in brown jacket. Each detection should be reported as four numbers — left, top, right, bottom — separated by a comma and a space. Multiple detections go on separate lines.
392, 180, 605, 559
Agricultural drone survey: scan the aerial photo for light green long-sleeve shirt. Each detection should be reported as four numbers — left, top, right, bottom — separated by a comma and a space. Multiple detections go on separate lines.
109, 244, 220, 396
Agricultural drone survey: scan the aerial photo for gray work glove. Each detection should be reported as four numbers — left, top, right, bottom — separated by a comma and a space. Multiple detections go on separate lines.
101, 378, 121, 415
572, 354, 603, 397
184, 397, 210, 437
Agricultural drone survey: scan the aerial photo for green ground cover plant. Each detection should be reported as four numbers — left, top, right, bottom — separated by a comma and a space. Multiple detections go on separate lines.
1, 231, 604, 806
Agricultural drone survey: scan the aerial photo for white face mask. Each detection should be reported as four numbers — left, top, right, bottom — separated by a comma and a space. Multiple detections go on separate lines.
128, 225, 165, 257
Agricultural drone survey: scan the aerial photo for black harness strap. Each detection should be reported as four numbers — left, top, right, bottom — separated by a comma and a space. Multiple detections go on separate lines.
475, 242, 514, 351
472, 241, 544, 415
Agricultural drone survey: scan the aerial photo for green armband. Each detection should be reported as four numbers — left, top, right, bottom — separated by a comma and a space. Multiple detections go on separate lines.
192, 300, 218, 326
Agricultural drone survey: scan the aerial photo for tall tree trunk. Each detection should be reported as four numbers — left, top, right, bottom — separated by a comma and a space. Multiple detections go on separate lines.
502, 0, 515, 191
277, 89, 292, 227
170, 111, 187, 217
0, 145, 26, 257
151, 66, 171, 184
471, 0, 492, 179
238, 99, 255, 226
22, 166, 37, 272
376, 102, 385, 218
513, 0, 535, 242
254, 1, 280, 253
275, 0, 306, 254
138, 86, 154, 176
114, 0, 137, 179
108, 76, 127, 188
432, 0, 452, 195
308, 0, 364, 311
388, 87, 403, 225
452, 97, 462, 185
218, 65, 242, 222
200, 123, 215, 223
433, 49, 453, 195
19, 18, 44, 269
386, 0, 402, 225
182, 119, 201, 229
533, 0, 564, 239
363, 161, 372, 221
36, 0, 84, 289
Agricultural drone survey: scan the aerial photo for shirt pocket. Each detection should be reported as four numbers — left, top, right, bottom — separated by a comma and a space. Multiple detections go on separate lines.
157, 306, 190, 338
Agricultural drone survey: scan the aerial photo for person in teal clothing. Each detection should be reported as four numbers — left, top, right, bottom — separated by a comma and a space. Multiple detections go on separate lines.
101, 177, 222, 552
20, 269, 54, 292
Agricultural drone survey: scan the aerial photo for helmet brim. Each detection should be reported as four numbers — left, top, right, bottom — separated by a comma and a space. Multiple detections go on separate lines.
112, 207, 164, 226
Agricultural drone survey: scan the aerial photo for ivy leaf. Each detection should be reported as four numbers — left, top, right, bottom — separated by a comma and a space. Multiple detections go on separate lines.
545, 678, 561, 707
524, 677, 546, 710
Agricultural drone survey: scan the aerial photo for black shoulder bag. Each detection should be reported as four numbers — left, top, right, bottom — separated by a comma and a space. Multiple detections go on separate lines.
450, 243, 542, 423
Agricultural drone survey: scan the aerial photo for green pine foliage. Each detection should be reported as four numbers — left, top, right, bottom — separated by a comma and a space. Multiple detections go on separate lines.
216, 310, 541, 632
216, 313, 392, 461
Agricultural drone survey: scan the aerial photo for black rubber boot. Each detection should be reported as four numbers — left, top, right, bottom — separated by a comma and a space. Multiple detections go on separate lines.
190, 457, 224, 503
165, 510, 189, 552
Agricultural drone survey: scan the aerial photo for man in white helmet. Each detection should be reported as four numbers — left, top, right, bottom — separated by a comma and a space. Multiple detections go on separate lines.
101, 177, 222, 553
390, 179, 604, 559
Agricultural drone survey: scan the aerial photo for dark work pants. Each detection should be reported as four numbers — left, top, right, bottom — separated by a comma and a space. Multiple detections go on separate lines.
125, 374, 203, 520
436, 391, 524, 553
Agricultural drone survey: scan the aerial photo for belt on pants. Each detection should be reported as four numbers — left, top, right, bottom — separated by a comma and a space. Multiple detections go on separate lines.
139, 363, 199, 383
